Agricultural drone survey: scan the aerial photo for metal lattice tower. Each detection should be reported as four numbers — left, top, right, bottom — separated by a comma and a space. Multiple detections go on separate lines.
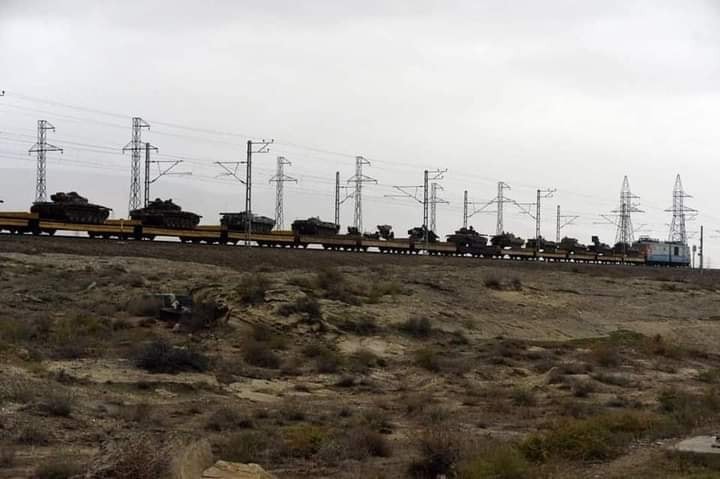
122, 117, 151, 214
346, 156, 376, 233
556, 205, 579, 243
535, 188, 556, 240
496, 181, 511, 235
269, 156, 296, 230
429, 182, 448, 233
28, 120, 63, 202
614, 176, 642, 245
666, 174, 695, 245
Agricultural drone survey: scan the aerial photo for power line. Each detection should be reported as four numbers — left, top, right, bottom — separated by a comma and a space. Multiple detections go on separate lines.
346, 156, 376, 233
122, 117, 152, 214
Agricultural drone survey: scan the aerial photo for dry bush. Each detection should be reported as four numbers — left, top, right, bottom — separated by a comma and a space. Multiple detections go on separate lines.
0, 447, 16, 468
520, 411, 663, 463
282, 425, 328, 458
219, 431, 270, 463
408, 427, 462, 479
33, 460, 84, 479
569, 378, 597, 398
348, 349, 385, 372
278, 399, 307, 422
483, 276, 522, 291
657, 387, 720, 430
399, 317, 433, 338
319, 427, 391, 463
125, 295, 164, 317
135, 339, 209, 374
335, 375, 357, 388
334, 314, 379, 336
592, 372, 631, 387
698, 368, 720, 384
16, 422, 50, 445
119, 403, 154, 424
206, 406, 254, 431
302, 343, 343, 373
238, 274, 270, 305
278, 295, 322, 320
37, 390, 75, 417
361, 408, 394, 434
84, 433, 170, 479
460, 443, 529, 479
315, 268, 362, 305
250, 324, 288, 350
510, 388, 536, 407
0, 377, 36, 404
587, 343, 621, 367
242, 340, 281, 369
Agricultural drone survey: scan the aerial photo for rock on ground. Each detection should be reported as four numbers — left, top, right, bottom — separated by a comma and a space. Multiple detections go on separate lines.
202, 461, 276, 479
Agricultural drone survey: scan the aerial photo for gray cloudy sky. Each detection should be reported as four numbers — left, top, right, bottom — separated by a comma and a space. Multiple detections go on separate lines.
1, 1, 719, 263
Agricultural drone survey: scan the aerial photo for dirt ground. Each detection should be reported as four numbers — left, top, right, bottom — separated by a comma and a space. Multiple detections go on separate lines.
2, 235, 720, 478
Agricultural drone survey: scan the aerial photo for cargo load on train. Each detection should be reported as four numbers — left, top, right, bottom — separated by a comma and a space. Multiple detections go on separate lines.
447, 226, 488, 248
408, 226, 439, 242
291, 217, 340, 236
130, 198, 201, 229
31, 192, 111, 225
490, 232, 524, 248
220, 211, 275, 233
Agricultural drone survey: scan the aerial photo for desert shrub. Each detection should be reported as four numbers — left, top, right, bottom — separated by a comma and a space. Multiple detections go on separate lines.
569, 378, 597, 398
588, 343, 621, 367
278, 295, 322, 320
16, 422, 50, 445
348, 349, 384, 372
367, 280, 405, 303
277, 400, 307, 422
84, 433, 170, 479
362, 408, 394, 433
250, 325, 287, 350
206, 406, 254, 431
346, 427, 392, 458
111, 318, 132, 331
460, 443, 529, 479
135, 339, 209, 374
242, 340, 281, 369
592, 372, 631, 387
657, 387, 720, 430
408, 428, 461, 479
0, 377, 36, 404
335, 314, 379, 335
49, 315, 112, 357
698, 368, 720, 384
314, 268, 361, 305
404, 392, 435, 416
120, 402, 154, 423
283, 425, 328, 458
0, 447, 16, 468
218, 431, 272, 463
125, 295, 164, 317
335, 375, 356, 388
0, 318, 36, 344
520, 411, 662, 462
315, 349, 342, 373
33, 461, 84, 479
511, 388, 536, 407
414, 348, 441, 372
483, 276, 522, 291
37, 390, 74, 417
238, 274, 270, 305
399, 317, 433, 338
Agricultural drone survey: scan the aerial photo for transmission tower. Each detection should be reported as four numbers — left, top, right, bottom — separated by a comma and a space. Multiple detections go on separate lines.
144, 143, 190, 207
28, 120, 63, 202
122, 117, 151, 213
496, 182, 511, 235
386, 169, 447, 248
614, 176, 642, 245
463, 190, 497, 230
269, 156, 297, 230
334, 171, 354, 227
535, 188, 556, 240
429, 182, 449, 233
216, 139, 273, 245
666, 174, 696, 245
346, 156, 376, 233
556, 205, 579, 243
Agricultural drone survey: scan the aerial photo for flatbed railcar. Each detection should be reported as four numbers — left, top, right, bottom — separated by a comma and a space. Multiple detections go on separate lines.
0, 211, 685, 267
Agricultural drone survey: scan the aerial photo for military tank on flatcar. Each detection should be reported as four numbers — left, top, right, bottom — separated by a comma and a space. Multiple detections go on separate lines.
130, 198, 201, 229
589, 236, 612, 255
31, 192, 111, 224
220, 211, 275, 233
526, 237, 557, 251
361, 225, 395, 240
490, 232, 524, 248
291, 217, 340, 236
408, 226, 438, 242
447, 226, 488, 248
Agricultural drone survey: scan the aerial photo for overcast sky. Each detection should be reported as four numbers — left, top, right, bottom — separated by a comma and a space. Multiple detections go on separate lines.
1, 1, 719, 264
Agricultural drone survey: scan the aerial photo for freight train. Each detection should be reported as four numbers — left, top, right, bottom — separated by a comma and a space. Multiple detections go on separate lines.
0, 192, 690, 267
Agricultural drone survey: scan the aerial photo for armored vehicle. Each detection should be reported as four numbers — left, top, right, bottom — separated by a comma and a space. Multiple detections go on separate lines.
220, 211, 275, 233
291, 217, 340, 236
490, 232, 525, 248
408, 226, 439, 243
31, 192, 111, 224
447, 226, 488, 248
130, 198, 201, 229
